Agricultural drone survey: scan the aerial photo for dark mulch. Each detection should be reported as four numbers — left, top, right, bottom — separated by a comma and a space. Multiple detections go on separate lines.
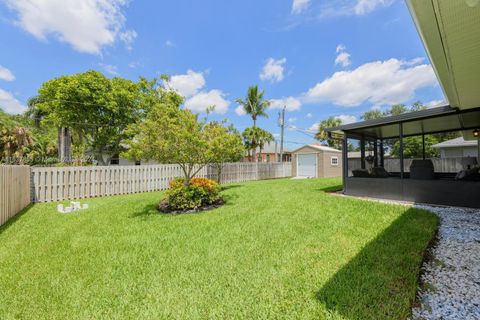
158, 198, 225, 215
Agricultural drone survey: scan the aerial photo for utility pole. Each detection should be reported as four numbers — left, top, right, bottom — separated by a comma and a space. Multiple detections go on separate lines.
278, 106, 285, 162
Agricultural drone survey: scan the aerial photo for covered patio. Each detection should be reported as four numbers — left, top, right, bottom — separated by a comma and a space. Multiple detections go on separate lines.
327, 105, 480, 208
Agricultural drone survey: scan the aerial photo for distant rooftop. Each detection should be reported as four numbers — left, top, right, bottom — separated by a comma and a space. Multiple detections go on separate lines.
255, 142, 291, 154
433, 137, 478, 149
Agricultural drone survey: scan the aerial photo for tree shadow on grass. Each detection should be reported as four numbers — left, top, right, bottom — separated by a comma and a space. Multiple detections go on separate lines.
130, 203, 159, 218
316, 184, 343, 193
317, 208, 437, 320
221, 184, 243, 191
0, 204, 34, 235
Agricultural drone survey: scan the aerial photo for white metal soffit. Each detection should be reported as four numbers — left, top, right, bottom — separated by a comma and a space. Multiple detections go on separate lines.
407, 0, 480, 110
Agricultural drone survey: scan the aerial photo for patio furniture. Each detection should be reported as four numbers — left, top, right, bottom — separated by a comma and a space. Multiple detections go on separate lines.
410, 160, 435, 180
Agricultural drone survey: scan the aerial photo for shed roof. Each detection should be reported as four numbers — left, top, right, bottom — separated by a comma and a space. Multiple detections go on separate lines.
292, 144, 341, 153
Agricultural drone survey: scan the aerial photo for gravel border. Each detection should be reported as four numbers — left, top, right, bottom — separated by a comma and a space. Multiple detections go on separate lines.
411, 205, 480, 320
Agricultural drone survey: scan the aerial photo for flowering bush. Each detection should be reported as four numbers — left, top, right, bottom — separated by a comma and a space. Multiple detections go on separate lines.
160, 177, 223, 212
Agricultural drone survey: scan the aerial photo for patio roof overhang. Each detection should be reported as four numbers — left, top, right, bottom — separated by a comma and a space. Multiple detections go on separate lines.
326, 105, 480, 140
406, 0, 480, 110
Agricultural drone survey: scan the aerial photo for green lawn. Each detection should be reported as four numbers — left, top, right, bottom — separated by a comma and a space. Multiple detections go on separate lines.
0, 178, 437, 320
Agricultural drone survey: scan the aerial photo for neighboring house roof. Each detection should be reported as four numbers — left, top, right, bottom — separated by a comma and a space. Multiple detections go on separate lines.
432, 137, 478, 149
255, 142, 291, 154
292, 144, 341, 153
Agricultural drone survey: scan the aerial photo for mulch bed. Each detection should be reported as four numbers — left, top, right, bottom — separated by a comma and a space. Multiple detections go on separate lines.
158, 198, 225, 215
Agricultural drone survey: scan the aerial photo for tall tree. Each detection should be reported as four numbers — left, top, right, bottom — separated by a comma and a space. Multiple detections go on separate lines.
315, 117, 343, 149
236, 85, 271, 161
241, 126, 273, 162
35, 70, 143, 165
256, 128, 274, 160
123, 86, 241, 184
235, 85, 270, 127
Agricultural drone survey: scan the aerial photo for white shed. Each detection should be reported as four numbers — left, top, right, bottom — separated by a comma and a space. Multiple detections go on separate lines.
291, 144, 342, 178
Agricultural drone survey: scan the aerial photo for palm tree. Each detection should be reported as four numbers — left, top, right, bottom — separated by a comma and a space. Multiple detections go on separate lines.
242, 127, 257, 162
236, 86, 270, 161
242, 127, 274, 162
314, 117, 342, 149
256, 129, 274, 162
236, 85, 270, 128
0, 126, 34, 163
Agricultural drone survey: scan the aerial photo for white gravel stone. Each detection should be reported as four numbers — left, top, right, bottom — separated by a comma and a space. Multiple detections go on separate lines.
411, 205, 480, 320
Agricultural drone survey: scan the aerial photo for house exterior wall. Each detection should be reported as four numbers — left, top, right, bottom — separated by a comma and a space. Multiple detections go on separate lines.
243, 153, 292, 163
292, 146, 342, 178
440, 146, 477, 158
320, 151, 342, 178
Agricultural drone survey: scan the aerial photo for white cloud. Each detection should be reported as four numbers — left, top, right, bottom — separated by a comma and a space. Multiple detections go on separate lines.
99, 63, 119, 76
308, 123, 319, 132
0, 88, 26, 114
306, 113, 313, 118
335, 52, 351, 67
235, 105, 246, 116
335, 44, 351, 67
260, 58, 287, 83
320, 0, 395, 17
335, 114, 357, 124
288, 117, 297, 123
5, 0, 135, 54
167, 70, 206, 98
354, 0, 395, 15
119, 30, 137, 51
184, 90, 230, 114
269, 96, 302, 111
305, 58, 438, 107
0, 66, 15, 81
292, 0, 311, 14
426, 99, 446, 108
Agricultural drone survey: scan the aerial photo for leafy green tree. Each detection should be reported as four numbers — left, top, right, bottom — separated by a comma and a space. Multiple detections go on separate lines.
35, 70, 143, 165
387, 104, 408, 116
241, 126, 274, 162
391, 135, 439, 158
236, 85, 270, 128
410, 101, 428, 112
315, 117, 342, 149
123, 88, 239, 184
361, 109, 383, 120
204, 122, 244, 183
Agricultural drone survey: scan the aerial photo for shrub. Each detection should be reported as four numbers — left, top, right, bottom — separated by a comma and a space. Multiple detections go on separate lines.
161, 177, 223, 212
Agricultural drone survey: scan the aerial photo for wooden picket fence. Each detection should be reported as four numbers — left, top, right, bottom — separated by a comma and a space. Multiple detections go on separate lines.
31, 162, 292, 203
348, 157, 470, 174
0, 165, 31, 227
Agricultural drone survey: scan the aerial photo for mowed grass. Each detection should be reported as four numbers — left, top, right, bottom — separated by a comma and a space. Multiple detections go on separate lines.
0, 178, 437, 320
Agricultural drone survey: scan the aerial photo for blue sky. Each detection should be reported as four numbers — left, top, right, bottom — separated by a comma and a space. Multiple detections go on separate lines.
0, 0, 445, 149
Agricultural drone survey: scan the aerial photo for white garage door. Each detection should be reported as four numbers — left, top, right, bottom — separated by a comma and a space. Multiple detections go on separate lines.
297, 154, 317, 178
